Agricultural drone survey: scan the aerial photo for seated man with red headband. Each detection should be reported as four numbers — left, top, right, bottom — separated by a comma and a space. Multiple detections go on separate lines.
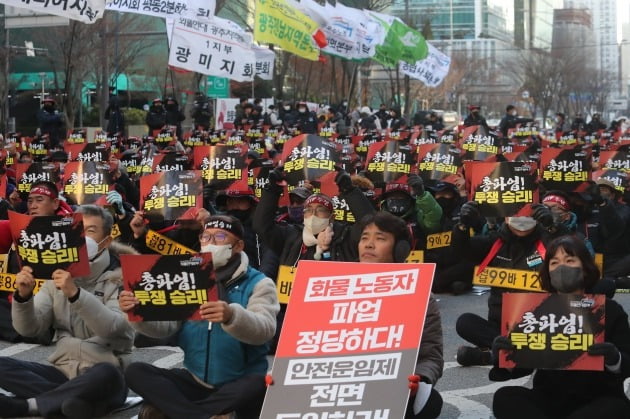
541, 191, 594, 255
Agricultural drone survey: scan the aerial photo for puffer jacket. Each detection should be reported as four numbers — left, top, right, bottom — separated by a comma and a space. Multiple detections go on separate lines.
12, 242, 137, 379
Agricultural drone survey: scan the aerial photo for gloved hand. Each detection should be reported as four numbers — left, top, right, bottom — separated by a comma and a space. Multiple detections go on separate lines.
588, 182, 604, 206
268, 166, 285, 185
492, 335, 515, 365
588, 342, 621, 366
106, 190, 125, 216
531, 203, 554, 228
202, 183, 215, 204
407, 174, 425, 196
407, 374, 421, 396
459, 201, 480, 228
335, 168, 353, 194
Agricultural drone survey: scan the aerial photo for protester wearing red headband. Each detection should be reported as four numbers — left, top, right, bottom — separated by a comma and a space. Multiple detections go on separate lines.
26, 181, 73, 217
542, 191, 594, 255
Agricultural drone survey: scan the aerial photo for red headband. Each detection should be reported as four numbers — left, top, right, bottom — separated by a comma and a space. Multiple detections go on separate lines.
305, 194, 333, 212
542, 195, 568, 210
29, 186, 57, 199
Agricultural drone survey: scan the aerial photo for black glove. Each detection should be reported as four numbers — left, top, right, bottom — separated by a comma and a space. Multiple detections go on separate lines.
531, 203, 554, 228
335, 169, 353, 194
588, 342, 621, 366
492, 335, 515, 366
588, 183, 604, 206
407, 174, 425, 196
268, 166, 285, 184
202, 183, 215, 203
459, 201, 480, 228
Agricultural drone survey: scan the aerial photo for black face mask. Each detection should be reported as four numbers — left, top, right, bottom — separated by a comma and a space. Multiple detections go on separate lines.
166, 104, 177, 111
229, 209, 250, 222
386, 198, 411, 216
436, 197, 456, 214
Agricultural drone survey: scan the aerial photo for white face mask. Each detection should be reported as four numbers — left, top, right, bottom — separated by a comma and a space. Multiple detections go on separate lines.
283, 105, 290, 111
201, 243, 233, 268
86, 236, 107, 261
304, 216, 329, 235
511, 110, 517, 116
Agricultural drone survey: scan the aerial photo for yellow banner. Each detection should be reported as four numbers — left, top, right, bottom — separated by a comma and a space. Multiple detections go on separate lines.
145, 230, 196, 256
473, 265, 543, 291
426, 232, 451, 250
0, 273, 45, 294
277, 265, 296, 304
255, 0, 320, 61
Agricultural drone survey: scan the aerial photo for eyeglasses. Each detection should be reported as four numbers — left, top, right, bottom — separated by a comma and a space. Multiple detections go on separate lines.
303, 207, 331, 217
199, 232, 229, 244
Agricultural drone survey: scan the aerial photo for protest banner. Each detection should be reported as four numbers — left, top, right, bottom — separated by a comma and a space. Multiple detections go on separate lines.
470, 161, 538, 218
65, 143, 110, 162
151, 152, 192, 172
140, 170, 203, 222
540, 147, 592, 192
591, 169, 629, 194
254, 0, 321, 61
499, 293, 605, 371
461, 127, 500, 162
599, 149, 630, 174
15, 162, 61, 195
0, 0, 104, 23
215, 98, 240, 130
365, 141, 415, 187
106, 0, 215, 20
63, 161, 114, 205
8, 211, 89, 279
262, 260, 435, 418
168, 16, 257, 82
281, 134, 339, 187
121, 253, 216, 322
400, 43, 450, 87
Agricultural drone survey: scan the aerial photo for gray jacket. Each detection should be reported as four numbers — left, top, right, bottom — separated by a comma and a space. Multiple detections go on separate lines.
414, 296, 444, 385
12, 242, 136, 379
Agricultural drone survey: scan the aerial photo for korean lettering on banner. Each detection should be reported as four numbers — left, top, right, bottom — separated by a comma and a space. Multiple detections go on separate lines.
472, 265, 543, 291
470, 161, 538, 218
106, 0, 216, 20
332, 196, 357, 224
215, 98, 240, 130
121, 253, 217, 321
27, 138, 49, 158
194, 145, 247, 189
15, 162, 61, 194
249, 159, 274, 200
364, 141, 415, 187
417, 143, 462, 186
140, 170, 203, 221
499, 293, 605, 371
152, 153, 191, 173
261, 261, 435, 418
63, 161, 114, 205
592, 169, 629, 194
2, 0, 104, 23
0, 273, 45, 294
65, 143, 110, 162
8, 211, 90, 279
540, 148, 591, 192
462, 129, 499, 161
168, 16, 256, 82
600, 150, 630, 173
281, 135, 339, 187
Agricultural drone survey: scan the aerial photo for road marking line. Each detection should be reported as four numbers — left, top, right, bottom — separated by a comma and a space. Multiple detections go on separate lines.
0, 343, 39, 356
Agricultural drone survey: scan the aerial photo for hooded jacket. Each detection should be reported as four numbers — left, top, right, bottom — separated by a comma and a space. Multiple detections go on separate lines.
130, 252, 279, 386
12, 242, 137, 379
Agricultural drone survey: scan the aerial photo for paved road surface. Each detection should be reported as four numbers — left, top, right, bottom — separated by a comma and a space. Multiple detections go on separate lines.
2, 291, 629, 418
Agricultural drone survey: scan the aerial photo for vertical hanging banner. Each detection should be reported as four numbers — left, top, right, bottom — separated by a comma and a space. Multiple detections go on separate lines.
253, 45, 276, 80
106, 0, 215, 20
254, 0, 321, 61
0, 0, 105, 23
470, 161, 538, 218
194, 145, 248, 189
399, 43, 450, 87
15, 162, 61, 195
63, 161, 114, 205
261, 261, 435, 418
121, 253, 216, 322
140, 170, 203, 222
168, 16, 256, 82
417, 143, 462, 186
8, 212, 89, 279
540, 148, 591, 192
365, 141, 415, 187
281, 134, 338, 187
499, 293, 605, 371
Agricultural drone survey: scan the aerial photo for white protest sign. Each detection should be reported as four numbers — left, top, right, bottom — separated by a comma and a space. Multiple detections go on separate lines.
0, 0, 105, 23
106, 0, 215, 20
400, 43, 451, 87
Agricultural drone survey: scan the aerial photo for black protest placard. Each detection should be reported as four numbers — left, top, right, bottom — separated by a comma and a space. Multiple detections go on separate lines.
152, 152, 192, 172
599, 150, 630, 174
194, 144, 248, 189
15, 162, 61, 196
9, 211, 89, 279
121, 253, 217, 321
417, 143, 462, 187
64, 143, 110, 162
140, 170, 203, 222
540, 147, 591, 192
365, 141, 416, 187
500, 293, 605, 371
281, 134, 339, 187
63, 161, 114, 205
592, 169, 630, 194
461, 126, 500, 161
470, 161, 538, 217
